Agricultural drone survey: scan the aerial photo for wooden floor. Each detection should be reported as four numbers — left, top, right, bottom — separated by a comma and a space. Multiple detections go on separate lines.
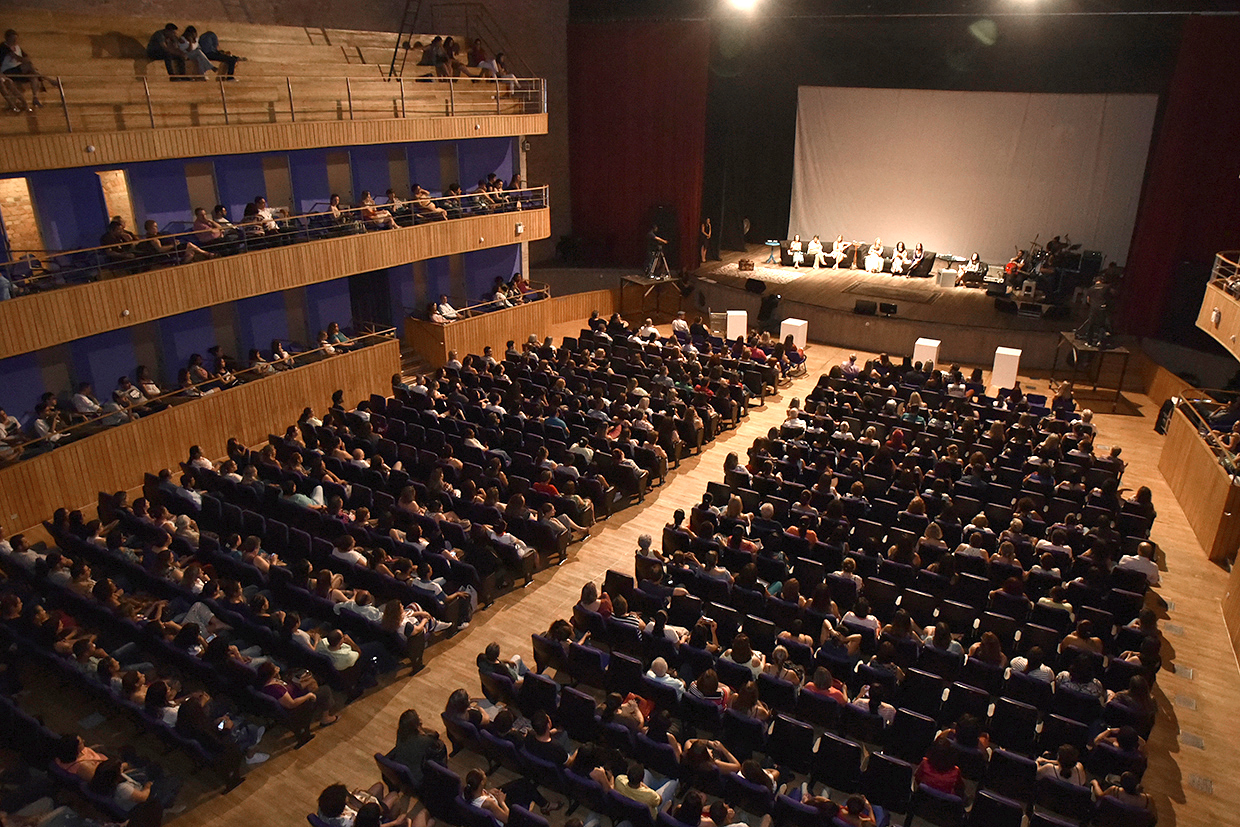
701, 246, 1084, 333
29, 318, 1239, 827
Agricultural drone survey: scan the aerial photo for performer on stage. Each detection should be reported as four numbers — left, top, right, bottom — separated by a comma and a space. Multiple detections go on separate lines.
864, 237, 885, 273
908, 243, 925, 275
789, 234, 804, 269
830, 235, 851, 269
890, 241, 910, 275
955, 252, 983, 286
807, 235, 826, 269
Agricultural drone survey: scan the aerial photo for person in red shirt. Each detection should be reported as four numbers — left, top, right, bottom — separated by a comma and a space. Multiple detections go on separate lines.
915, 738, 963, 796
531, 469, 560, 497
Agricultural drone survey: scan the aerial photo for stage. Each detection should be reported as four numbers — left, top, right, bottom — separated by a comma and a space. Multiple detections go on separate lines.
689, 245, 1088, 370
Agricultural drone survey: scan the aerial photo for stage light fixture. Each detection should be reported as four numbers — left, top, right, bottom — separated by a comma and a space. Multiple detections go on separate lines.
728, 0, 759, 12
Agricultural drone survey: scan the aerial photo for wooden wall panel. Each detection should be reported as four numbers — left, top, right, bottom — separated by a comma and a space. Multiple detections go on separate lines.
1198, 282, 1240, 364
1158, 406, 1240, 562
0, 338, 399, 535
0, 209, 549, 359
0, 114, 548, 174
403, 289, 616, 368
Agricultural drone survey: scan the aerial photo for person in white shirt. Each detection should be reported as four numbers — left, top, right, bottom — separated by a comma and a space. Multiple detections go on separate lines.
671, 311, 690, 335
72, 382, 128, 423
331, 535, 367, 566
645, 657, 685, 697
253, 196, 287, 233
1008, 646, 1055, 682
841, 354, 861, 377
638, 318, 659, 339
336, 590, 384, 622
315, 629, 360, 670
807, 235, 826, 268
1117, 541, 1160, 586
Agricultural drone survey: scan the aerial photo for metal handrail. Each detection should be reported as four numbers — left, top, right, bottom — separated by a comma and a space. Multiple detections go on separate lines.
0, 186, 548, 295
1210, 252, 1240, 282
1174, 391, 1240, 472
0, 328, 397, 464
0, 72, 544, 135
426, 282, 552, 321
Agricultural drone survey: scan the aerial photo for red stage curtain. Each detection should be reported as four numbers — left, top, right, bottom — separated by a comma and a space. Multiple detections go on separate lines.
567, 20, 711, 271
1122, 15, 1240, 336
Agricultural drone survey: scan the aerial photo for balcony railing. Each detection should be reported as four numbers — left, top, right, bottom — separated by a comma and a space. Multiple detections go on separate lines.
0, 73, 546, 135
0, 185, 547, 298
0, 327, 397, 467
1174, 389, 1240, 475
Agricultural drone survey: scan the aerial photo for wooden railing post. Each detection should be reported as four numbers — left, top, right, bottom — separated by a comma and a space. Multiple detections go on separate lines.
346, 78, 354, 119
287, 77, 296, 122
56, 76, 71, 132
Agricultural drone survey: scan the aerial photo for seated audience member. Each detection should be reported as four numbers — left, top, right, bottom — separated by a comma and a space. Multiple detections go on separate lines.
147, 23, 187, 78
197, 29, 243, 77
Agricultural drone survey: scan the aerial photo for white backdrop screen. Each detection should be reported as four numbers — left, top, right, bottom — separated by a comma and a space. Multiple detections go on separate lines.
787, 86, 1158, 266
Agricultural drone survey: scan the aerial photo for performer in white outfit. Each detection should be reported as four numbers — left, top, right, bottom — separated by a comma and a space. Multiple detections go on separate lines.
890, 241, 910, 275
865, 237, 885, 273
789, 234, 804, 268
830, 235, 851, 269
807, 235, 825, 268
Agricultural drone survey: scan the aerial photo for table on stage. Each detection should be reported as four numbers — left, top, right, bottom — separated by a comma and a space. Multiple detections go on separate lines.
620, 274, 680, 317
1049, 331, 1131, 412
764, 240, 782, 264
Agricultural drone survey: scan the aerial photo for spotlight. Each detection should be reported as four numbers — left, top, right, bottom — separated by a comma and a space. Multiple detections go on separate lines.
728, 0, 759, 11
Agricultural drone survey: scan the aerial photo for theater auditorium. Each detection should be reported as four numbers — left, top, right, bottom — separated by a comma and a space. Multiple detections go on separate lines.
0, 2, 1237, 827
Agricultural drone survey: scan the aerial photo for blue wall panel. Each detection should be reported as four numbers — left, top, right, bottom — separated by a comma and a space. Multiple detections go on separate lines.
457, 137, 515, 191
464, 244, 521, 301
385, 263, 418, 327
0, 354, 44, 422
234, 293, 291, 358
128, 160, 193, 231
304, 279, 353, 339
70, 329, 137, 393
213, 155, 266, 220
288, 149, 331, 214
26, 169, 109, 251
425, 256, 453, 306
158, 309, 216, 380
406, 143, 443, 193
350, 145, 392, 200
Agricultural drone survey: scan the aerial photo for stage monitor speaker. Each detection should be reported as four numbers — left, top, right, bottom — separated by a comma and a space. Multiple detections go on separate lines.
1081, 250, 1104, 279
738, 259, 755, 272
854, 300, 877, 316
879, 302, 898, 316
994, 297, 1019, 314
1043, 304, 1071, 320
745, 278, 766, 294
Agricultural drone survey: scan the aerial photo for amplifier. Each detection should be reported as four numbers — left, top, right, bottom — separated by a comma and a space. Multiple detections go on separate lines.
738, 259, 755, 271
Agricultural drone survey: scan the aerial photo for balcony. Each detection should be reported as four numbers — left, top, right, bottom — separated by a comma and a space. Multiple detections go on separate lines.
0, 74, 547, 173
1197, 252, 1240, 362
0, 189, 550, 358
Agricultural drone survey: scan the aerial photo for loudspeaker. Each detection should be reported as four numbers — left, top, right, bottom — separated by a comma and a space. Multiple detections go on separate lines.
745, 278, 766, 294
1080, 250, 1103, 279
994, 297, 1019, 314
879, 302, 898, 316
1044, 304, 1071, 320
738, 259, 755, 272
854, 300, 877, 316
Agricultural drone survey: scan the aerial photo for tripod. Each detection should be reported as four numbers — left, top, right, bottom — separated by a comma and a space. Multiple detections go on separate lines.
645, 246, 671, 280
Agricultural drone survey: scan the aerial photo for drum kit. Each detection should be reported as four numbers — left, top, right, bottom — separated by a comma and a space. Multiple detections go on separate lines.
1009, 234, 1081, 294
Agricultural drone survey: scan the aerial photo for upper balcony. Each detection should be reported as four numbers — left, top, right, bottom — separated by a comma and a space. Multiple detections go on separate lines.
0, 188, 550, 358
1197, 252, 1240, 362
0, 12, 547, 172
